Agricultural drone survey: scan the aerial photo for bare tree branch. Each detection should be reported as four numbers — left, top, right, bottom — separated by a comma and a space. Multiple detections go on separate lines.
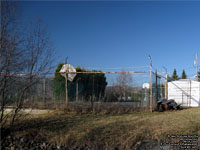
0, 1, 55, 136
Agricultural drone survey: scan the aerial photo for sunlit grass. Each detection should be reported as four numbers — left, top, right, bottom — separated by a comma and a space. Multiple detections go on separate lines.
11, 108, 200, 149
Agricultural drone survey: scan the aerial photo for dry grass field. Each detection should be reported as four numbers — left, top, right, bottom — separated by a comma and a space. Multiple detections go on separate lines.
10, 108, 200, 149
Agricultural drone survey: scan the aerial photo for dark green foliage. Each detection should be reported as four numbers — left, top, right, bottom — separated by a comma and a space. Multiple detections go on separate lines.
172, 69, 178, 80
53, 64, 107, 101
131, 92, 145, 102
73, 67, 107, 101
53, 63, 65, 99
181, 70, 187, 79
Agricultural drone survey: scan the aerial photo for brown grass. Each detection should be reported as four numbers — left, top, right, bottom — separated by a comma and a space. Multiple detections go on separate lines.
10, 108, 200, 149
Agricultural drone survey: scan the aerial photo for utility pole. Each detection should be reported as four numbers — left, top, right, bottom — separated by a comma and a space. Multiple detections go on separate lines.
65, 57, 68, 111
162, 67, 168, 99
149, 55, 152, 112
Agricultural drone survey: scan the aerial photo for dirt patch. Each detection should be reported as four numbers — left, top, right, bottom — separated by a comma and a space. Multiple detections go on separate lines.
4, 108, 54, 114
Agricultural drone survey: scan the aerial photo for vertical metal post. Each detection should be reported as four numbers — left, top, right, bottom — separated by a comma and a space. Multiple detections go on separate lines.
165, 74, 168, 99
163, 67, 168, 99
160, 78, 163, 98
43, 77, 46, 108
187, 80, 189, 107
92, 75, 94, 111
76, 81, 78, 102
65, 72, 68, 111
155, 70, 158, 103
190, 79, 191, 106
150, 68, 152, 112
144, 87, 147, 107
196, 53, 198, 81
149, 56, 153, 112
65, 57, 68, 111
92, 74, 94, 101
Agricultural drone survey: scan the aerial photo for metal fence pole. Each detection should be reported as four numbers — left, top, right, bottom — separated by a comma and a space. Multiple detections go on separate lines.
165, 74, 168, 99
149, 56, 153, 112
65, 72, 68, 111
160, 78, 163, 98
155, 70, 158, 105
43, 77, 46, 108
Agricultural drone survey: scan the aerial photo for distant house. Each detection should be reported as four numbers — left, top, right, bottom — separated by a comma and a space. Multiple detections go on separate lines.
168, 79, 200, 107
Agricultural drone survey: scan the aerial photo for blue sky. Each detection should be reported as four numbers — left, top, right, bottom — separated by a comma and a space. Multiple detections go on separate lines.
20, 1, 200, 78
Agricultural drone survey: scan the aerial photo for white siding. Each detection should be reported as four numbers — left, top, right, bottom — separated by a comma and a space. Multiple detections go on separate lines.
168, 80, 200, 107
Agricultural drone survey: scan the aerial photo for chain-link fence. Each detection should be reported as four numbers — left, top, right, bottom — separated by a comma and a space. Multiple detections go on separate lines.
3, 68, 200, 112
14, 70, 165, 112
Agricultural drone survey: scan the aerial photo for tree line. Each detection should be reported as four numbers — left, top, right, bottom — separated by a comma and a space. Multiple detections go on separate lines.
168, 69, 187, 80
169, 69, 200, 81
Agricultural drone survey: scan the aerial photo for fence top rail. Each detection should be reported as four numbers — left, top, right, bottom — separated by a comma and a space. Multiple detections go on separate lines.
0, 71, 150, 77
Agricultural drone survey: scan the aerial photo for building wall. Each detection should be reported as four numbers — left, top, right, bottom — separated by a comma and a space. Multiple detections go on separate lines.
168, 80, 200, 107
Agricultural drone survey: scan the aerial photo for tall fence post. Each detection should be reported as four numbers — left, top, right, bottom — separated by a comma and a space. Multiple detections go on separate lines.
196, 53, 198, 81
43, 77, 46, 108
160, 78, 163, 98
155, 70, 158, 104
144, 87, 147, 108
65, 72, 68, 111
165, 74, 168, 99
76, 81, 78, 102
149, 58, 153, 112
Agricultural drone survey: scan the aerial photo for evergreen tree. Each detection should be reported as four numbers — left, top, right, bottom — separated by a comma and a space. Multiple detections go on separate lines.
172, 69, 178, 80
181, 69, 187, 79
53, 64, 107, 101
53, 63, 65, 99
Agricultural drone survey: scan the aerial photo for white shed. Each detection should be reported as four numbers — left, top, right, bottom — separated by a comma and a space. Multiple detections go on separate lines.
168, 79, 200, 107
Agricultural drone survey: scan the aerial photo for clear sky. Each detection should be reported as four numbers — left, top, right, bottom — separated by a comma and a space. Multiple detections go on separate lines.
20, 1, 200, 78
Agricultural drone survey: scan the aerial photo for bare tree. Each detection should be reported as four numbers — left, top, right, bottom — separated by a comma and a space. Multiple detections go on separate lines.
0, 1, 24, 130
0, 1, 54, 137
116, 70, 132, 101
24, 19, 54, 76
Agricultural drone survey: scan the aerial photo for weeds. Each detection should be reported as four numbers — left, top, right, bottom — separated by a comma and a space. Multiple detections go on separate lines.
6, 108, 200, 149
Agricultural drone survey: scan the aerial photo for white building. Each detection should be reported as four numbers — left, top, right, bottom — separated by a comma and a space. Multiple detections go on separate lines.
168, 79, 200, 107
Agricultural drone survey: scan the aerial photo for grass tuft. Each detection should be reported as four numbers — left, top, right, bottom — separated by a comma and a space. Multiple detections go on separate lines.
7, 107, 200, 149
